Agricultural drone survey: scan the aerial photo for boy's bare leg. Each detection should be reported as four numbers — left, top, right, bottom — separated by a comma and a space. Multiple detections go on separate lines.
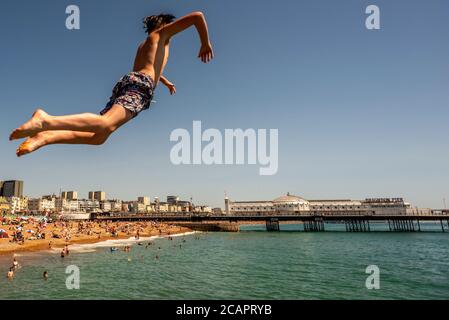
16, 129, 112, 157
10, 105, 132, 140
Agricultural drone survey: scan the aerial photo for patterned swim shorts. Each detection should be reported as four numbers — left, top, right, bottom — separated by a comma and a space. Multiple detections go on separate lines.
100, 71, 155, 118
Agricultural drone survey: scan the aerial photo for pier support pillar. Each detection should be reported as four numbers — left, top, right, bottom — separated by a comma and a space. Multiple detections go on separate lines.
266, 218, 280, 232
345, 220, 370, 232
304, 219, 325, 232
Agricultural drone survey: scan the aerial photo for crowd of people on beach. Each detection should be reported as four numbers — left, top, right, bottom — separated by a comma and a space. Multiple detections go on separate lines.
1, 217, 185, 250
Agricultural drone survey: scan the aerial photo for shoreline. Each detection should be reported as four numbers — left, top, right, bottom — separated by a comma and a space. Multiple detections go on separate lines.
66, 230, 199, 252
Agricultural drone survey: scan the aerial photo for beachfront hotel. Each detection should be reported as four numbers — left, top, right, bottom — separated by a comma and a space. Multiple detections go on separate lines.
224, 193, 433, 216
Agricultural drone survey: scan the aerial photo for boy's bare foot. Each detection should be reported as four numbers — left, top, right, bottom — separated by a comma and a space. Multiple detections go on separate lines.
16, 133, 47, 157
10, 109, 48, 141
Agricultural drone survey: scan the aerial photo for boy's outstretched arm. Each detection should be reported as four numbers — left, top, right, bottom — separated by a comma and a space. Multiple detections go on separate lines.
161, 11, 214, 63
160, 75, 176, 95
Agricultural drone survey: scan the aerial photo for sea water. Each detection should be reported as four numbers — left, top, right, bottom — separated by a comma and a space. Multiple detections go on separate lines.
0, 224, 448, 300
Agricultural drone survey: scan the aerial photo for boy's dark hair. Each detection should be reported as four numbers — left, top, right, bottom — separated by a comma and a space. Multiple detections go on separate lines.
143, 14, 176, 34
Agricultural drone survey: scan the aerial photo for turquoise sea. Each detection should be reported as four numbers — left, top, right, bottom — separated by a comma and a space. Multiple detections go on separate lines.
0, 223, 448, 300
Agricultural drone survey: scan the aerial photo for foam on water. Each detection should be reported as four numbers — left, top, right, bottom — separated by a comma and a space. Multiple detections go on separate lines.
67, 231, 199, 252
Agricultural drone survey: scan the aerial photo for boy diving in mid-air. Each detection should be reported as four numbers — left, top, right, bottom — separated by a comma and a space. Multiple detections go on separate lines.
10, 12, 214, 156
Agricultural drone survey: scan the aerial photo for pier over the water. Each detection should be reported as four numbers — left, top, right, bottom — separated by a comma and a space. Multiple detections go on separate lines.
93, 211, 449, 232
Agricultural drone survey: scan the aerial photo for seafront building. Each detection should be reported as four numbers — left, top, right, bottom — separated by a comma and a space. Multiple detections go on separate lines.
78, 199, 100, 212
0, 179, 215, 216
100, 201, 111, 212
138, 197, 150, 205
88, 191, 106, 202
9, 196, 29, 213
28, 197, 55, 214
0, 197, 10, 215
55, 198, 80, 212
61, 191, 78, 200
225, 193, 433, 216
109, 200, 123, 212
0, 180, 24, 198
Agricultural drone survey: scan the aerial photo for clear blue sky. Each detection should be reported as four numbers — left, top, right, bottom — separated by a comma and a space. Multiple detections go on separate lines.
1, 0, 448, 208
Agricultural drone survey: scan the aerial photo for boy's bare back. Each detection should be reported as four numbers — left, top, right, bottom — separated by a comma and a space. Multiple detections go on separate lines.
133, 11, 214, 85
133, 33, 169, 84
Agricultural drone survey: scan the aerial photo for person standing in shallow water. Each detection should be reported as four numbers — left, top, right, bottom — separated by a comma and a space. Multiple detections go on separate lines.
7, 268, 14, 279
9, 11, 213, 156
12, 258, 19, 269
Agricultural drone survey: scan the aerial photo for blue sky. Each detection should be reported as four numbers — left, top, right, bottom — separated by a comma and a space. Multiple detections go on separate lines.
0, 0, 448, 208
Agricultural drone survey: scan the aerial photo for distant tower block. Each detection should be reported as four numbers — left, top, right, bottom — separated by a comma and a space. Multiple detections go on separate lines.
0, 180, 24, 198
62, 191, 78, 200
88, 191, 106, 201
138, 197, 150, 205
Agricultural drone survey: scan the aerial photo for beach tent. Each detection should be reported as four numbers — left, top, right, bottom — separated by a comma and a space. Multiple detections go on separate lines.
0, 229, 8, 238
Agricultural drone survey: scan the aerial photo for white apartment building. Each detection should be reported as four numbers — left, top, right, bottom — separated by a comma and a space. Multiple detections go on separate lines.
132, 202, 147, 214
109, 200, 122, 212
55, 198, 79, 212
100, 201, 112, 212
8, 197, 28, 213
78, 199, 100, 212
28, 197, 55, 213
138, 197, 150, 205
